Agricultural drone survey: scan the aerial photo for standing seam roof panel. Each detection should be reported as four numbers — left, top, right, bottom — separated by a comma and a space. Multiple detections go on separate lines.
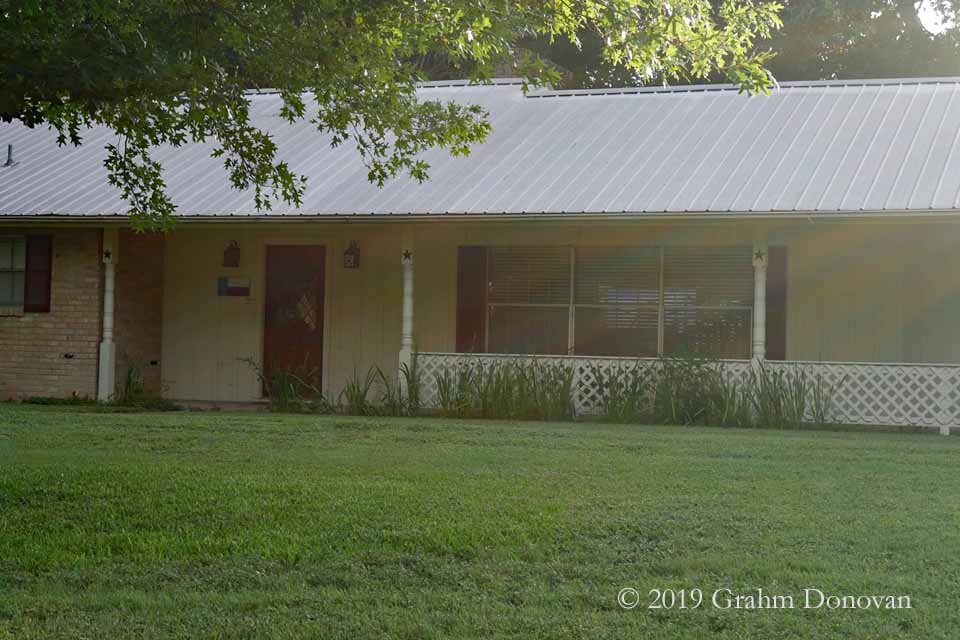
5, 79, 960, 217
692, 89, 803, 212
794, 85, 872, 212
772, 90, 856, 211
646, 94, 753, 212
562, 97, 674, 213
816, 87, 892, 211
906, 83, 959, 209
885, 85, 949, 210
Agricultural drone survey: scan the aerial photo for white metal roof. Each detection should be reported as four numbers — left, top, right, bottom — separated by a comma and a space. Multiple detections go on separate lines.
4, 77, 960, 218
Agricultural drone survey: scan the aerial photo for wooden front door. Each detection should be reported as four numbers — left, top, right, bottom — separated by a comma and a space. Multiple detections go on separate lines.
263, 245, 326, 392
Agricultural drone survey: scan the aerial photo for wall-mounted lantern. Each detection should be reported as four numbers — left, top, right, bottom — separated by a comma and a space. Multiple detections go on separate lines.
222, 240, 241, 268
343, 241, 360, 269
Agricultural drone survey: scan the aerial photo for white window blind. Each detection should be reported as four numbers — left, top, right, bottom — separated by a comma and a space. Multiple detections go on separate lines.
487, 247, 571, 354
482, 245, 755, 358
574, 247, 660, 356
488, 247, 570, 305
663, 247, 753, 358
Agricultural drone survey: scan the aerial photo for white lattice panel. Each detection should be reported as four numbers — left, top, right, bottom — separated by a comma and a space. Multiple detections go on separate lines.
418, 353, 960, 429
763, 361, 960, 428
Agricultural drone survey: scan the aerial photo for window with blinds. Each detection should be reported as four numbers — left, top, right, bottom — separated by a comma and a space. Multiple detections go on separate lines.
0, 237, 26, 311
487, 247, 570, 354
477, 245, 755, 359
574, 247, 660, 356
663, 247, 753, 358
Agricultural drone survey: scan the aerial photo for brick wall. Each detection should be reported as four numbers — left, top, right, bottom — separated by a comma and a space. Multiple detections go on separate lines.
115, 230, 164, 394
0, 228, 102, 400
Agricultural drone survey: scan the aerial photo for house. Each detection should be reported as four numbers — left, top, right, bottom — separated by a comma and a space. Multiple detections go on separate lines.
2, 77, 960, 432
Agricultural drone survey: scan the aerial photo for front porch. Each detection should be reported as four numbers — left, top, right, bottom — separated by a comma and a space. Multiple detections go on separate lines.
112, 216, 960, 433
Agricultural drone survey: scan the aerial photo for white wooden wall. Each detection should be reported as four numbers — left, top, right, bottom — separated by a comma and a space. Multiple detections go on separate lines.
161, 226, 403, 401
786, 221, 960, 363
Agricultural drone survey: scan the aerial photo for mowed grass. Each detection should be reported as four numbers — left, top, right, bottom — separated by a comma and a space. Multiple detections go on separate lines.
1, 406, 959, 639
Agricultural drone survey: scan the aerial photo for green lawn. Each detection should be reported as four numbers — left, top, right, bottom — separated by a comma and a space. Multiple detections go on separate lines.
1, 406, 959, 639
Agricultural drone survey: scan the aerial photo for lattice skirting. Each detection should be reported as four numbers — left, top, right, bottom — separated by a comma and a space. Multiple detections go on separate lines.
418, 352, 960, 430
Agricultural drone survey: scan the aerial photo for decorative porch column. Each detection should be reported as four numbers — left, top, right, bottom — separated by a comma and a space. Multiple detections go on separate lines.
398, 229, 415, 383
752, 238, 768, 361
97, 229, 118, 401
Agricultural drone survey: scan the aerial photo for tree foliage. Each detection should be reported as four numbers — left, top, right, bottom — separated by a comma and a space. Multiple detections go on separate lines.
768, 0, 960, 80
537, 0, 960, 87
1, 1, 781, 229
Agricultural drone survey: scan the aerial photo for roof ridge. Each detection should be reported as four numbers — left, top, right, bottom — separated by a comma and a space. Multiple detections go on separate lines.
245, 77, 960, 98
525, 77, 960, 99
417, 78, 526, 88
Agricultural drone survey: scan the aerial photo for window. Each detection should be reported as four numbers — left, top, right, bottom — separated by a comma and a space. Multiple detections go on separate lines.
0, 238, 26, 310
486, 247, 570, 354
662, 247, 753, 358
0, 236, 52, 314
459, 245, 758, 359
575, 247, 660, 356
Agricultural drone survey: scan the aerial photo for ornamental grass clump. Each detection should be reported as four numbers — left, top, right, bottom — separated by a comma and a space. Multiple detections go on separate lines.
591, 362, 653, 424
749, 363, 808, 430
435, 365, 475, 419
651, 355, 717, 426
241, 357, 334, 414
810, 371, 846, 427
436, 359, 576, 421
630, 356, 842, 430
537, 362, 576, 421
702, 366, 754, 428
340, 367, 378, 416
371, 357, 423, 417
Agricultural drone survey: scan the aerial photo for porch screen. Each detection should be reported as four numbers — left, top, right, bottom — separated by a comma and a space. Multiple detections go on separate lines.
460, 245, 756, 358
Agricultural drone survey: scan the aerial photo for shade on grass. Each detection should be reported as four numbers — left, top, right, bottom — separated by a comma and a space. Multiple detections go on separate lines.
1, 406, 958, 639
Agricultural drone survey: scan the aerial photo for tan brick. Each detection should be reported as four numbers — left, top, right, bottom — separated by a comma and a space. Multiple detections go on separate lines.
0, 229, 101, 399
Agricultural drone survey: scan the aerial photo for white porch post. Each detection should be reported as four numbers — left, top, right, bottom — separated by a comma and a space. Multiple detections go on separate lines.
752, 237, 768, 361
399, 229, 415, 383
97, 229, 118, 401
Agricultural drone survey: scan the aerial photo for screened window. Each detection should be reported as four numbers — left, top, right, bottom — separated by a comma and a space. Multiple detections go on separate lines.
478, 245, 755, 359
0, 237, 26, 309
